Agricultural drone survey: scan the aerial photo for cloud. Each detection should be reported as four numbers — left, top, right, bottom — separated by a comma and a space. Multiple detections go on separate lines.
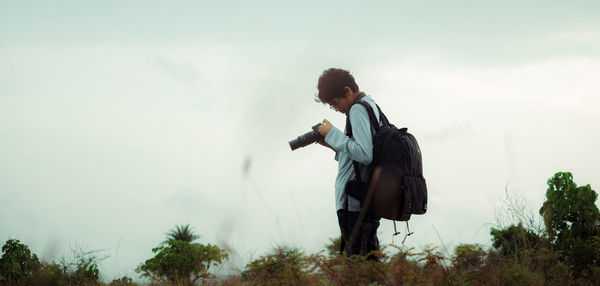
153, 56, 199, 82
546, 30, 600, 45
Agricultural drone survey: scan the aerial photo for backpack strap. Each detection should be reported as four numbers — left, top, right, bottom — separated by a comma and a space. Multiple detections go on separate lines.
343, 98, 385, 256
346, 100, 387, 182
346, 102, 389, 137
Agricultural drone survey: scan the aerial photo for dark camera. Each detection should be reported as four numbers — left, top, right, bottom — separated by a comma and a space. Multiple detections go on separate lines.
289, 123, 324, 151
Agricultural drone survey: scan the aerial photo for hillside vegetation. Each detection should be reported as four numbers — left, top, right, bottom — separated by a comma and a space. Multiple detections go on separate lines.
2, 172, 599, 285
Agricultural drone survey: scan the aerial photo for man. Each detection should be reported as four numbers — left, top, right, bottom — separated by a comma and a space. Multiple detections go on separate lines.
315, 68, 381, 260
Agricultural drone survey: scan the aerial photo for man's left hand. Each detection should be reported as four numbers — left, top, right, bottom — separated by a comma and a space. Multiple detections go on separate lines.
318, 119, 334, 137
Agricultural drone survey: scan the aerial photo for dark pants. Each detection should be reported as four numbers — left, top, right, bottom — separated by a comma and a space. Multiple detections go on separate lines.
336, 210, 380, 261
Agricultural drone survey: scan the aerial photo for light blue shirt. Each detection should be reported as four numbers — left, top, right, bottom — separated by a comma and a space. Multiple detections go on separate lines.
324, 94, 381, 212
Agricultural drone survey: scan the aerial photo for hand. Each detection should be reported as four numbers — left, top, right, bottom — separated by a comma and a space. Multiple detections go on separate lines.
318, 119, 334, 137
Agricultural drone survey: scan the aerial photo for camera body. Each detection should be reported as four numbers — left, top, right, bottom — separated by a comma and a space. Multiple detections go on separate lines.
289, 123, 324, 151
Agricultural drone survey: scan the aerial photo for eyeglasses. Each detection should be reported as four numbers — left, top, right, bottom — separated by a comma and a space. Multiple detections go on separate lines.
329, 98, 340, 110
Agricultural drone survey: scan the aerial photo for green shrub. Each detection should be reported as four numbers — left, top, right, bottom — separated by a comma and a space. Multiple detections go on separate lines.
137, 239, 227, 285
0, 239, 41, 284
108, 275, 138, 286
55, 247, 106, 285
490, 223, 540, 257
242, 246, 312, 285
31, 261, 69, 286
311, 251, 387, 285
385, 246, 423, 285
452, 243, 486, 277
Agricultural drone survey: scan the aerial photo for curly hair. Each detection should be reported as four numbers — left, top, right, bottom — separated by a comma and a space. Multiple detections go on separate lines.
315, 68, 359, 104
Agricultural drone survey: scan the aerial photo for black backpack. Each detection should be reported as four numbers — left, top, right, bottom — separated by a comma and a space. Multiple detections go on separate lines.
346, 100, 427, 221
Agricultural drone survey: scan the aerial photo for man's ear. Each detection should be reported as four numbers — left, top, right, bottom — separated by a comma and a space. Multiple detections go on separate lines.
343, 86, 352, 96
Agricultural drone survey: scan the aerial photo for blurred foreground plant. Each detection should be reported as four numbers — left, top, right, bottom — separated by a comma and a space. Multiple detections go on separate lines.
242, 246, 312, 285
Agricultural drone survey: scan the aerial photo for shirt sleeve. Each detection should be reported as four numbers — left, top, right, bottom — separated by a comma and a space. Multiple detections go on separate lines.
324, 104, 373, 165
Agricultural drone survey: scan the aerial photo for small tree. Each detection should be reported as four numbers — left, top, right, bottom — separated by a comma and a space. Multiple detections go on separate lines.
137, 239, 227, 284
453, 244, 486, 271
539, 172, 600, 273
68, 254, 100, 285
490, 223, 540, 257
56, 245, 106, 285
0, 239, 40, 284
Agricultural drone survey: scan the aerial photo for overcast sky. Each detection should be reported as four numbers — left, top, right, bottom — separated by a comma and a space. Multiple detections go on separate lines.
1, 0, 599, 282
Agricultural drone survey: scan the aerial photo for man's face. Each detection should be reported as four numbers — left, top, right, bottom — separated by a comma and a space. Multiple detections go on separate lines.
329, 94, 353, 114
